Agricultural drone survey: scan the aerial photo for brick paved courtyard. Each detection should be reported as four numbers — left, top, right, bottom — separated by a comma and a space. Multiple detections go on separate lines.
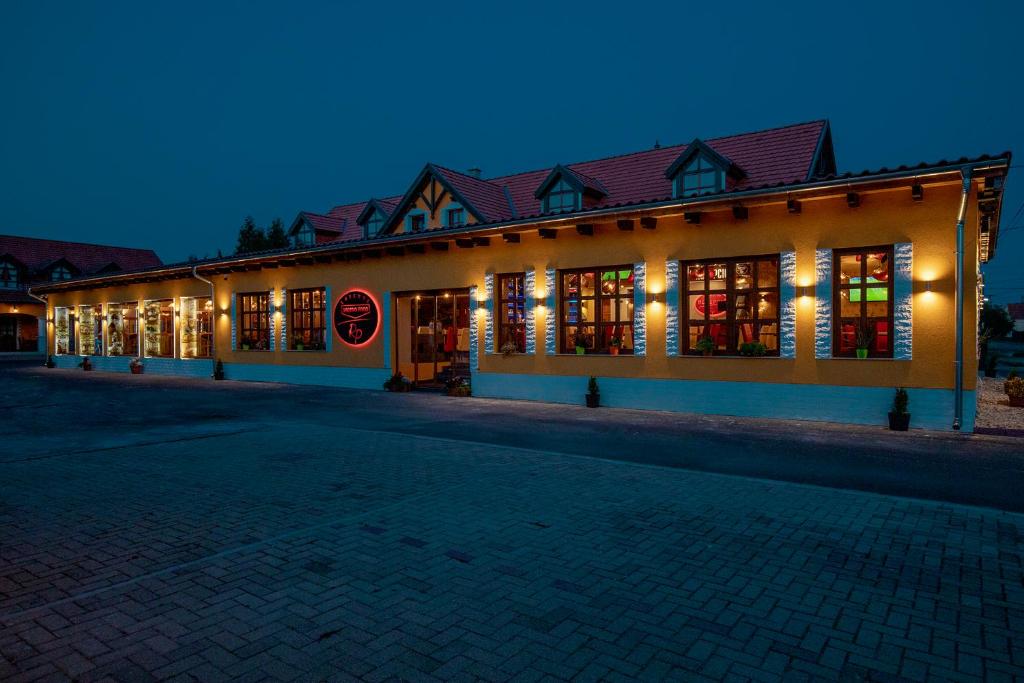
1, 368, 1023, 681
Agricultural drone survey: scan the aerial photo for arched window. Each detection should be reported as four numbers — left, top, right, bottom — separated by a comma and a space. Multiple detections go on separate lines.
676, 154, 723, 197
0, 260, 18, 289
50, 265, 72, 281
543, 179, 579, 214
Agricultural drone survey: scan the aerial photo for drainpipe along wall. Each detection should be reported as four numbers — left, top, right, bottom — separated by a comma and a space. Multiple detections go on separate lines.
953, 169, 972, 430
25, 287, 48, 359
191, 266, 216, 377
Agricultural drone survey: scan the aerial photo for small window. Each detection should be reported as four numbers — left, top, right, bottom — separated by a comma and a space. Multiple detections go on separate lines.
447, 207, 465, 228
237, 292, 270, 350
294, 225, 315, 247
684, 256, 780, 355
54, 307, 71, 355
560, 266, 634, 354
409, 213, 426, 232
107, 302, 139, 356
0, 260, 18, 289
50, 265, 73, 281
833, 247, 894, 358
144, 299, 175, 358
289, 288, 327, 350
365, 211, 384, 237
544, 179, 579, 214
497, 273, 526, 353
676, 154, 723, 197
181, 297, 213, 359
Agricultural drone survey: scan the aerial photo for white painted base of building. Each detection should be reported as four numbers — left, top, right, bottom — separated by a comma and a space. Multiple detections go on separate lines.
473, 372, 976, 432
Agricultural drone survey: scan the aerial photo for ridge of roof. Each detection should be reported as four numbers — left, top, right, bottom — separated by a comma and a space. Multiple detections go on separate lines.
0, 233, 161, 256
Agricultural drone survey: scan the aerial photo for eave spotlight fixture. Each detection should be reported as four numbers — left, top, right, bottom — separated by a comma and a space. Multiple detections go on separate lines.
684, 212, 701, 224
911, 183, 924, 202
732, 205, 748, 220
846, 192, 860, 208
787, 198, 802, 214
645, 291, 666, 305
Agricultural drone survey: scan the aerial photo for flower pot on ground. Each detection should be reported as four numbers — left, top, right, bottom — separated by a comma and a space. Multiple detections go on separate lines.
1005, 377, 1024, 408
445, 377, 472, 397
78, 357, 92, 371
888, 387, 910, 431
214, 359, 225, 380
384, 372, 413, 392
44, 355, 55, 369
129, 358, 144, 374
586, 375, 600, 408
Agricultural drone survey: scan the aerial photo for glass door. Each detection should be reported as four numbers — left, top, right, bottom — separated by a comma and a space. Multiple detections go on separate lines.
396, 290, 471, 388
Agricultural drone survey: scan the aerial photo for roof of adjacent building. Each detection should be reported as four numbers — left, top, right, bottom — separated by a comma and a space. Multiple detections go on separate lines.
0, 234, 162, 276
303, 119, 833, 242
1008, 302, 1024, 320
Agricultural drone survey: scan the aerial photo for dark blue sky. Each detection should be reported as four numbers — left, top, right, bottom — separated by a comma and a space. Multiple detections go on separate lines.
2, 2, 1020, 302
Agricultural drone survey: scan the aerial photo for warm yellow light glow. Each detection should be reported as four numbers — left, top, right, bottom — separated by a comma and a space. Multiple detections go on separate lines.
534, 289, 547, 299
798, 276, 814, 288
444, 292, 450, 298
647, 282, 663, 295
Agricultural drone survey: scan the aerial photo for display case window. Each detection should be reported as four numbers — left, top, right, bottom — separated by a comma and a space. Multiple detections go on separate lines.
78, 304, 103, 356
107, 302, 139, 356
559, 266, 634, 354
144, 299, 175, 358
54, 307, 71, 355
289, 288, 326, 350
683, 256, 780, 355
180, 297, 213, 359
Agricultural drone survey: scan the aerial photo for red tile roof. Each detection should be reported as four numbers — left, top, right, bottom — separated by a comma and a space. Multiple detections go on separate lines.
0, 234, 161, 277
303, 120, 829, 240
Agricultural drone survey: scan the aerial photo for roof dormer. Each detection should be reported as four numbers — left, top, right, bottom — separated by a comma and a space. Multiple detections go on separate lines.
665, 138, 744, 199
356, 199, 394, 239
534, 165, 607, 215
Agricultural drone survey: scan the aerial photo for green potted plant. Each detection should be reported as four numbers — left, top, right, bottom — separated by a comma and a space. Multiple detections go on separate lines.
888, 387, 910, 431
500, 340, 518, 356
855, 323, 874, 359
1005, 376, 1024, 408
739, 342, 767, 357
586, 375, 600, 408
45, 355, 55, 369
214, 359, 225, 380
609, 336, 622, 356
295, 341, 305, 351
384, 372, 413, 392
575, 332, 590, 355
445, 377, 471, 397
696, 336, 715, 357
129, 357, 144, 374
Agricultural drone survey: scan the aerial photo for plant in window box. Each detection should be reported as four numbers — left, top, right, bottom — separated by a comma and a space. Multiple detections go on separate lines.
586, 375, 600, 408
1004, 377, 1024, 408
129, 357, 144, 374
295, 341, 305, 351
739, 342, 768, 357
575, 333, 591, 355
78, 356, 93, 371
854, 323, 874, 359
888, 387, 910, 431
383, 371, 413, 392
45, 355, 55, 369
500, 340, 518, 356
696, 336, 715, 357
609, 336, 622, 356
214, 359, 225, 380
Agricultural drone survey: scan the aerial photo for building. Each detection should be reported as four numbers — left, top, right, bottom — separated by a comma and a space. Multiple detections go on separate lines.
32, 120, 1011, 431
0, 235, 161, 354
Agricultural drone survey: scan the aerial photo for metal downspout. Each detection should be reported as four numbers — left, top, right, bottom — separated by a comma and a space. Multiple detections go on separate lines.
953, 169, 972, 430
25, 287, 49, 360
191, 266, 216, 378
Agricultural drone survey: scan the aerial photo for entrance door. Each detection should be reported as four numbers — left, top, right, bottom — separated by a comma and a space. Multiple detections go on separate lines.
396, 290, 470, 388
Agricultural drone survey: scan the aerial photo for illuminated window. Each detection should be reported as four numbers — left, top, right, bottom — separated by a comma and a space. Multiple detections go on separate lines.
144, 299, 174, 358
833, 247, 893, 358
78, 304, 103, 356
289, 288, 326, 350
180, 297, 213, 359
543, 179, 579, 214
675, 154, 723, 198
497, 273, 526, 353
237, 292, 270, 350
559, 266, 634, 354
107, 302, 139, 356
684, 256, 780, 355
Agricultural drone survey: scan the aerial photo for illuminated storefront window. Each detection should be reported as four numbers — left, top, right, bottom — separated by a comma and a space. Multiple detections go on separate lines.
54, 307, 71, 355
289, 288, 326, 350
180, 297, 213, 359
560, 266, 634, 354
144, 299, 174, 358
78, 304, 103, 356
107, 302, 139, 356
834, 247, 893, 358
497, 273, 526, 353
684, 256, 779, 355
237, 292, 270, 350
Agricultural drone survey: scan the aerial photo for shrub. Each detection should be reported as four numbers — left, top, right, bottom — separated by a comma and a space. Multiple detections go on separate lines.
587, 376, 599, 395
892, 387, 909, 415
739, 342, 767, 357
1004, 376, 1024, 400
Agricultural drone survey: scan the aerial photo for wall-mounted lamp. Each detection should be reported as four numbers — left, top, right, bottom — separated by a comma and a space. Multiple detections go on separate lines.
474, 298, 488, 310
913, 280, 935, 294
534, 289, 546, 300
796, 285, 815, 298
646, 292, 666, 305
911, 183, 924, 202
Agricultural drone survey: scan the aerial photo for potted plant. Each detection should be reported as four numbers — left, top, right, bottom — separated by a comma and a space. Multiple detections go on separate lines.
1004, 369, 1019, 394
383, 372, 413, 392
586, 375, 600, 408
129, 357, 144, 374
45, 355, 55, 369
241, 342, 251, 351
78, 356, 93, 371
575, 332, 590, 355
1005, 376, 1024, 408
888, 387, 910, 431
500, 340, 518, 356
739, 342, 767, 357
295, 341, 305, 351
445, 377, 472, 397
696, 336, 715, 357
609, 336, 622, 356
855, 323, 874, 359
214, 359, 225, 380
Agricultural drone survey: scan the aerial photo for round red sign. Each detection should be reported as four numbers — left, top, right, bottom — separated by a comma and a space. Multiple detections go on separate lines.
333, 289, 380, 347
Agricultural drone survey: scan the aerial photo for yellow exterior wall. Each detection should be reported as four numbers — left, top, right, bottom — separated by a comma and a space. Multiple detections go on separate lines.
44, 178, 981, 391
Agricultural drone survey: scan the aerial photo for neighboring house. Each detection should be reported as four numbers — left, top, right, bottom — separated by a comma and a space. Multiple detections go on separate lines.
34, 120, 1013, 431
1009, 302, 1024, 340
0, 235, 161, 353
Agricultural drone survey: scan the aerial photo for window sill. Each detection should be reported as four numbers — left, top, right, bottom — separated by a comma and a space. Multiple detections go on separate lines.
236, 349, 272, 353
555, 353, 638, 357
677, 355, 786, 359
287, 349, 328, 353
824, 357, 905, 361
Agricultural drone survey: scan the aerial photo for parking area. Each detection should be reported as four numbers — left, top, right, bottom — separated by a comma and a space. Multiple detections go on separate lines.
1, 367, 1023, 681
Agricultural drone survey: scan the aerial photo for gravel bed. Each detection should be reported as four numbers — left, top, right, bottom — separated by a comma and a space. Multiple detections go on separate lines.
975, 376, 1024, 431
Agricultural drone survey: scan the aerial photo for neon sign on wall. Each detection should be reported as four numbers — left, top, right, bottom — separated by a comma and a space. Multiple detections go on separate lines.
333, 289, 381, 347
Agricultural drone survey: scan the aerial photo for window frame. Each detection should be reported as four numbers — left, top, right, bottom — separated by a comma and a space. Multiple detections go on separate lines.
496, 272, 526, 353
832, 245, 895, 359
447, 206, 465, 228
675, 154, 724, 198
107, 301, 139, 356
0, 259, 19, 289
50, 265, 73, 282
408, 212, 426, 233
682, 255, 781, 357
180, 296, 213, 359
288, 287, 327, 351
365, 211, 383, 237
143, 299, 175, 358
237, 292, 270, 351
558, 265, 635, 355
543, 178, 580, 214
